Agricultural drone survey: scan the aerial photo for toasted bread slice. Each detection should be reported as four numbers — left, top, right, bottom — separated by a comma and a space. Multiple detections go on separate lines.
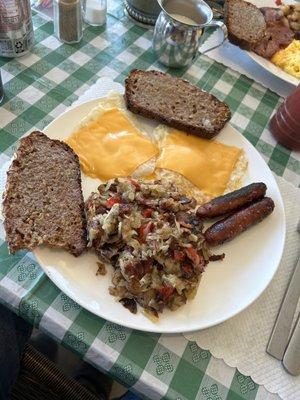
3, 131, 87, 256
124, 70, 231, 140
224, 0, 266, 50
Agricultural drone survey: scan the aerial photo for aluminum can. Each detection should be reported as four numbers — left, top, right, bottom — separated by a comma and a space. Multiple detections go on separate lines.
0, 0, 34, 58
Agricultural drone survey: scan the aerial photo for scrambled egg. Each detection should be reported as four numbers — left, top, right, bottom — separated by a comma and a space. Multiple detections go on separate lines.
271, 40, 300, 79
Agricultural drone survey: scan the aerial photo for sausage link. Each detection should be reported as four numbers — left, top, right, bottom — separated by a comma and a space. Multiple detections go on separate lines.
204, 197, 275, 246
197, 182, 267, 219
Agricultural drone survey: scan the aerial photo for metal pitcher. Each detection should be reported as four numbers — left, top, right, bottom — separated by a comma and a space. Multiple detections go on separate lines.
153, 0, 227, 68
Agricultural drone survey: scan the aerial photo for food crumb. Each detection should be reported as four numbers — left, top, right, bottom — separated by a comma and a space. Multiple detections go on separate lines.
119, 298, 137, 314
209, 253, 225, 261
96, 262, 107, 275
142, 309, 159, 322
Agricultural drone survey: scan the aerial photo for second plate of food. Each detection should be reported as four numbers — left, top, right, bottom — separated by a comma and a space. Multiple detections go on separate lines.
34, 96, 285, 333
247, 0, 299, 86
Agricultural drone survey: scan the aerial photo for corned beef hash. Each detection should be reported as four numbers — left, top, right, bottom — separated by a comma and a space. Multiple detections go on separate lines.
86, 178, 216, 318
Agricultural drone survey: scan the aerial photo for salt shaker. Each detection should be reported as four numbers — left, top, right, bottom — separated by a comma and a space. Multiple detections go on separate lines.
53, 0, 83, 43
83, 0, 107, 26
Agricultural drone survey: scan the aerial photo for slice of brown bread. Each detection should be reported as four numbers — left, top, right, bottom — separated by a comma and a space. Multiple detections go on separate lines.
224, 0, 266, 50
3, 131, 87, 256
124, 70, 231, 140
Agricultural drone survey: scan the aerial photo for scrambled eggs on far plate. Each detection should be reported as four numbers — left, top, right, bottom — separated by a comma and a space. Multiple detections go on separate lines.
271, 40, 300, 79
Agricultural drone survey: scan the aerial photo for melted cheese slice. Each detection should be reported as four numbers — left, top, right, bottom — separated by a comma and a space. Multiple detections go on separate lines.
66, 108, 159, 181
156, 129, 242, 196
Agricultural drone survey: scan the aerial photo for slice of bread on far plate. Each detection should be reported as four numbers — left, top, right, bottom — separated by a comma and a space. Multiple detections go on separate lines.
224, 0, 266, 50
3, 131, 87, 256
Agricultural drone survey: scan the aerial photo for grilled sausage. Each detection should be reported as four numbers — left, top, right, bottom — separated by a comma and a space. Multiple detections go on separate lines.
197, 182, 267, 219
204, 197, 275, 246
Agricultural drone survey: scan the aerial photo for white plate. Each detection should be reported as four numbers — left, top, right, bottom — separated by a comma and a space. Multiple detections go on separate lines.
34, 98, 286, 333
248, 52, 299, 86
247, 0, 299, 87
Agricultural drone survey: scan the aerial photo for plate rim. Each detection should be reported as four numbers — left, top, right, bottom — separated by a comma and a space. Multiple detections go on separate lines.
34, 97, 286, 333
248, 51, 299, 87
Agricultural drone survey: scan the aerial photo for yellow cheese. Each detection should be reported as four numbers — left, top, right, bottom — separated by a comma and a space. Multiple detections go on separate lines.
156, 129, 242, 197
66, 108, 159, 181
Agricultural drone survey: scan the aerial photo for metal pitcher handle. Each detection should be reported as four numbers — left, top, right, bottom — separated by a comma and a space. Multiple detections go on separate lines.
200, 20, 227, 54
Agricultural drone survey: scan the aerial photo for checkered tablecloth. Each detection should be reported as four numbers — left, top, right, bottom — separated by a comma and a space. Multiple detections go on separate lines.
0, 2, 298, 399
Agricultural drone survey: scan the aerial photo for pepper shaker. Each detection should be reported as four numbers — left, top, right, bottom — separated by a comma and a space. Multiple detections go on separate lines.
53, 0, 83, 44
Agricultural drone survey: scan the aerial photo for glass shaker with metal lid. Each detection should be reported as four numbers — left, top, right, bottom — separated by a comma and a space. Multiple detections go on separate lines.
0, 0, 34, 58
53, 0, 83, 44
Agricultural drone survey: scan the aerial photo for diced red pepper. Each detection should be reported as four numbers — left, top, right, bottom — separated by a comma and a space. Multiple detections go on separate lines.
138, 221, 153, 243
275, 0, 282, 5
157, 286, 174, 300
181, 263, 193, 278
173, 250, 185, 261
185, 247, 200, 266
129, 178, 140, 190
105, 195, 121, 208
142, 208, 153, 218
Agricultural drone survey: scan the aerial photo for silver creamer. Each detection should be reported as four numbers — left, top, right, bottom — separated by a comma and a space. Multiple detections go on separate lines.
153, 0, 227, 68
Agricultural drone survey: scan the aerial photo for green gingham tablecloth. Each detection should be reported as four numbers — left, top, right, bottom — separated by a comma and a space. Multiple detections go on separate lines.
0, 2, 299, 399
